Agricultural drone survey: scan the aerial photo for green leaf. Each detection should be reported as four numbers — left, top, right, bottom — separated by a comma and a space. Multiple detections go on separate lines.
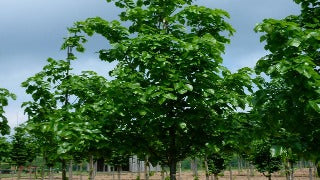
164, 93, 177, 100
288, 38, 301, 47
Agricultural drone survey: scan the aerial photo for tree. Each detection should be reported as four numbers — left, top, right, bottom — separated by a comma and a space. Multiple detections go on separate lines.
67, 0, 253, 179
0, 137, 11, 163
10, 126, 37, 180
250, 140, 282, 180
22, 36, 111, 180
0, 88, 16, 135
253, 0, 320, 175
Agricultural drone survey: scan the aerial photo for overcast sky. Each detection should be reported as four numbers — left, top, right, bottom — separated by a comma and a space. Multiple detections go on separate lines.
0, 0, 300, 129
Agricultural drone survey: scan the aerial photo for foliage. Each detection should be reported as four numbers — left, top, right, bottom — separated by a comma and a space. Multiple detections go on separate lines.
253, 0, 320, 162
0, 137, 11, 163
63, 0, 254, 179
10, 126, 37, 167
207, 152, 227, 175
250, 140, 282, 178
0, 88, 16, 135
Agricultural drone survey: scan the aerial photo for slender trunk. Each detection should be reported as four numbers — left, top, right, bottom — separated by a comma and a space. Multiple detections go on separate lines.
169, 160, 177, 180
192, 158, 198, 178
49, 167, 54, 180
249, 164, 254, 176
178, 162, 182, 180
204, 156, 209, 180
89, 155, 95, 180
69, 160, 73, 180
17, 166, 22, 180
316, 162, 320, 178
144, 156, 149, 180
214, 174, 219, 180
238, 157, 241, 175
41, 164, 45, 180
210, 174, 213, 180
268, 174, 272, 180
246, 168, 251, 180
285, 161, 290, 180
34, 167, 37, 179
80, 163, 83, 180
137, 160, 141, 179
29, 166, 32, 180
161, 166, 165, 180
309, 165, 313, 180
62, 159, 67, 180
112, 167, 115, 180
117, 166, 120, 180
290, 161, 294, 180
94, 161, 97, 177
229, 165, 233, 180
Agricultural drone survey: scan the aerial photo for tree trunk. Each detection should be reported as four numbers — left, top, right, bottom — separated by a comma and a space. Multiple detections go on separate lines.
17, 166, 22, 180
178, 162, 182, 180
285, 161, 290, 180
290, 161, 294, 180
316, 162, 320, 178
79, 162, 83, 180
117, 166, 121, 180
169, 160, 177, 180
41, 165, 45, 180
34, 167, 38, 179
144, 156, 149, 180
250, 164, 254, 177
161, 166, 165, 180
112, 167, 115, 180
0, 162, 2, 180
268, 175, 272, 180
137, 160, 141, 179
28, 166, 32, 180
80, 163, 83, 180
246, 168, 251, 180
309, 165, 313, 180
89, 155, 95, 180
49, 167, 54, 180
69, 160, 73, 180
191, 158, 198, 178
229, 165, 233, 180
238, 157, 241, 175
214, 174, 219, 180
62, 159, 67, 180
204, 156, 209, 180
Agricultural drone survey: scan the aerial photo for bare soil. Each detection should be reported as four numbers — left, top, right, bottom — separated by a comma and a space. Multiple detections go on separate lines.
2, 168, 318, 180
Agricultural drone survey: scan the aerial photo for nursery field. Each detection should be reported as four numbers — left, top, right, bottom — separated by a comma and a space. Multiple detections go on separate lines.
1, 169, 318, 180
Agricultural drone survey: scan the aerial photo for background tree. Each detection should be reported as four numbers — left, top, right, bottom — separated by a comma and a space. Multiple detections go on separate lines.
0, 136, 11, 165
250, 139, 282, 180
0, 88, 16, 135
253, 0, 320, 176
10, 126, 37, 180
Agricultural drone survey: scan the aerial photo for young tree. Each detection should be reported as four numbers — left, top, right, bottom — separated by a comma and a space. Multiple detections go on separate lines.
253, 0, 320, 174
23, 36, 111, 180
250, 140, 282, 180
66, 1, 253, 179
0, 137, 11, 163
0, 88, 16, 135
10, 126, 37, 180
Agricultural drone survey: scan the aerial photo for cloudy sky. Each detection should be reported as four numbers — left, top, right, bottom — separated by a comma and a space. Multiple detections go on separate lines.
0, 0, 300, 129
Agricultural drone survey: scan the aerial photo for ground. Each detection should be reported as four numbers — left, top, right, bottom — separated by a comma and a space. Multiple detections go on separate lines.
1, 168, 318, 179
